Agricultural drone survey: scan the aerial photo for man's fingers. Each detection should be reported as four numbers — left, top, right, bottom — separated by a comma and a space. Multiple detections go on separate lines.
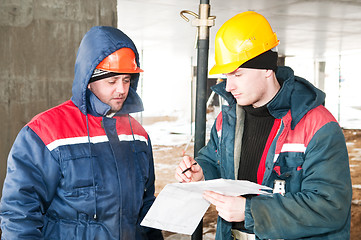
175, 156, 204, 182
215, 207, 232, 222
203, 191, 246, 222
175, 156, 195, 182
182, 155, 196, 168
203, 191, 227, 205
175, 165, 191, 182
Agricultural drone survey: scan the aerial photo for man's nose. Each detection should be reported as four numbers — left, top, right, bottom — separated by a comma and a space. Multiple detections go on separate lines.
225, 77, 234, 92
115, 82, 126, 93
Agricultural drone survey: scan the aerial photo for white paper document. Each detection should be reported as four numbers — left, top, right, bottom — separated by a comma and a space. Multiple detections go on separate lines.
141, 179, 272, 235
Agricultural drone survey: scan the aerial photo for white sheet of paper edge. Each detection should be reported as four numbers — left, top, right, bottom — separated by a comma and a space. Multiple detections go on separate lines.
141, 179, 272, 235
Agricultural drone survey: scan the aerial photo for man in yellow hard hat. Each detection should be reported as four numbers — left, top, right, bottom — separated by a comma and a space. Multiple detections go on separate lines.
0, 26, 163, 239
176, 11, 351, 240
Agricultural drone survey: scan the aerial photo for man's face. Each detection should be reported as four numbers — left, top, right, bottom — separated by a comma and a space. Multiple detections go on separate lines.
88, 74, 131, 113
225, 68, 269, 108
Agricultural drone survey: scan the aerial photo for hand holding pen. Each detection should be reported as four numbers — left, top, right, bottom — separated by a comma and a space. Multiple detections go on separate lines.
175, 155, 204, 183
181, 162, 198, 174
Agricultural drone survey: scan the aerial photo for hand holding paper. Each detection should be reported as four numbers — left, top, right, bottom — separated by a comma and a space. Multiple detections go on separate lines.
141, 179, 272, 235
203, 190, 246, 222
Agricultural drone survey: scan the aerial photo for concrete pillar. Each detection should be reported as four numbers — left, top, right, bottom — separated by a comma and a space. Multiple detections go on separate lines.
314, 61, 326, 91
277, 55, 286, 67
0, 0, 117, 198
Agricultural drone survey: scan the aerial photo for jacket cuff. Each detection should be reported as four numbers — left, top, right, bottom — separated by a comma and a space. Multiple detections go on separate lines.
244, 197, 255, 231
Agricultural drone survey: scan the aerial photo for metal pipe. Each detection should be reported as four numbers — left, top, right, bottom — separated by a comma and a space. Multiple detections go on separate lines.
192, 38, 208, 240
180, 1, 215, 239
193, 0, 211, 239
194, 37, 209, 156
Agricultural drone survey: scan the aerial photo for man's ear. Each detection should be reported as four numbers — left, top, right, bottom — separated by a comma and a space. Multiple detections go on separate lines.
265, 69, 273, 78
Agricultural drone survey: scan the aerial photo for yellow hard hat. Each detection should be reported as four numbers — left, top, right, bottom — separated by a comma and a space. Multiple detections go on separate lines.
209, 11, 279, 75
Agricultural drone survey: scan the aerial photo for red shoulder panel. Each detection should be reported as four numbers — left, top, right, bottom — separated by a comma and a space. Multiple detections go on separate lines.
28, 100, 148, 148
28, 100, 91, 145
275, 105, 338, 154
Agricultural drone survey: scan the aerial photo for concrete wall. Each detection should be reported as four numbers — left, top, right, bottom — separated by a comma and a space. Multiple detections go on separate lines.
0, 0, 117, 198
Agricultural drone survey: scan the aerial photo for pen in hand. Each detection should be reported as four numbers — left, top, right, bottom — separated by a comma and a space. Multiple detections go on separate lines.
182, 162, 198, 174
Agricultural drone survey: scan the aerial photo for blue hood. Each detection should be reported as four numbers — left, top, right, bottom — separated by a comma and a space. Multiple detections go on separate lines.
71, 26, 144, 116
211, 66, 326, 129
268, 66, 325, 129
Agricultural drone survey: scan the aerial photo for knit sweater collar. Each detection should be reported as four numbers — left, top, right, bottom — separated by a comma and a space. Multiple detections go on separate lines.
243, 104, 271, 118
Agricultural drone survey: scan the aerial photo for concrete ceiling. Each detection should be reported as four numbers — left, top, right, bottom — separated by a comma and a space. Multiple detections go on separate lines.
118, 0, 361, 60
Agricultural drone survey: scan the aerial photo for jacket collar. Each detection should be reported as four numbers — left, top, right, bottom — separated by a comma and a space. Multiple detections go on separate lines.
212, 66, 326, 130
86, 88, 144, 117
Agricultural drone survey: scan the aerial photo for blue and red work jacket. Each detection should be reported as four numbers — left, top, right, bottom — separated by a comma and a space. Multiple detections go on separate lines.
197, 66, 352, 240
0, 26, 162, 240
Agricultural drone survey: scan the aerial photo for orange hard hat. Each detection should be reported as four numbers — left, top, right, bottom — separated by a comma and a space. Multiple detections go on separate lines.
96, 48, 143, 73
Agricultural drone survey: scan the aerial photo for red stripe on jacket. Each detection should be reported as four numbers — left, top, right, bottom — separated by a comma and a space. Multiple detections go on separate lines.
275, 105, 338, 155
27, 100, 148, 146
257, 118, 281, 184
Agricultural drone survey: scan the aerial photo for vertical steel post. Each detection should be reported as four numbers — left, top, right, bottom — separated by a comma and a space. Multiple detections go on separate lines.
180, 2, 215, 239
338, 54, 342, 123
193, 1, 211, 239
194, 0, 210, 157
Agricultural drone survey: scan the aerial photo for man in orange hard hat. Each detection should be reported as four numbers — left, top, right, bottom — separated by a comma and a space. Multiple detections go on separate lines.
176, 11, 351, 240
0, 26, 163, 239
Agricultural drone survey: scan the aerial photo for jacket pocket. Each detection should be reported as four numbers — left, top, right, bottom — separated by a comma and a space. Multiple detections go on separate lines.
60, 155, 103, 191
272, 154, 304, 193
133, 143, 150, 184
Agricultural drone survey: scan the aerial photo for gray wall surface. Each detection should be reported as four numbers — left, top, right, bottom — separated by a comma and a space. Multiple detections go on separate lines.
0, 0, 117, 198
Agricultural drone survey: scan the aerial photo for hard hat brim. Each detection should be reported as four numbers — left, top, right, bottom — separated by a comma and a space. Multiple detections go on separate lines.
96, 66, 144, 74
209, 61, 241, 75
